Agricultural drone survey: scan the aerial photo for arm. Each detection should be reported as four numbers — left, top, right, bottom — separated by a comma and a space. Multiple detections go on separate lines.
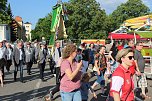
134, 51, 141, 75
134, 60, 141, 75
113, 92, 121, 101
95, 59, 100, 75
65, 61, 82, 80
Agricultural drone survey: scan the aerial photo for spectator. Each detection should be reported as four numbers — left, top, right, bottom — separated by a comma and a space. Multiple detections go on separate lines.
81, 43, 90, 73
91, 45, 107, 95
89, 43, 95, 67
134, 41, 151, 99
108, 48, 134, 101
60, 44, 82, 101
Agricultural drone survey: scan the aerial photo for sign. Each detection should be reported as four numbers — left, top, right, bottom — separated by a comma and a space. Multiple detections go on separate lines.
81, 39, 105, 45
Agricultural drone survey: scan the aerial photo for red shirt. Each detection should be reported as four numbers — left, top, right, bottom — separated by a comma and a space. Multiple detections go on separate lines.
110, 65, 134, 101
117, 45, 123, 50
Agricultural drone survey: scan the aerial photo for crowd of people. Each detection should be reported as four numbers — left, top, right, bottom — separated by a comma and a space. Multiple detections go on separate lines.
0, 39, 151, 101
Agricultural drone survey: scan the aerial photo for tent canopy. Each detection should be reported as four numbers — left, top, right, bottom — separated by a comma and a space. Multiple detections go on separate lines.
108, 33, 141, 39
136, 32, 152, 38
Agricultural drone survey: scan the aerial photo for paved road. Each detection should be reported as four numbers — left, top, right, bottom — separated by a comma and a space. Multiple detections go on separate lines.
0, 64, 152, 101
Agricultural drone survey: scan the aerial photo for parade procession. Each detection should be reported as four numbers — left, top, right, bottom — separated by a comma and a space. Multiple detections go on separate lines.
1, 0, 152, 101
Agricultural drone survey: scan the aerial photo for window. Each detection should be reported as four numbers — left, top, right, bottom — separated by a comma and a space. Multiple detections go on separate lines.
0, 26, 3, 30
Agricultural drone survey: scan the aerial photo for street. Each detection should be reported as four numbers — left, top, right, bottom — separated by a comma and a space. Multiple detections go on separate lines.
0, 64, 152, 101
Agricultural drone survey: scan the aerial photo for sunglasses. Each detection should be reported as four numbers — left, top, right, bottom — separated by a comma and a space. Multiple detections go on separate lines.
127, 56, 134, 60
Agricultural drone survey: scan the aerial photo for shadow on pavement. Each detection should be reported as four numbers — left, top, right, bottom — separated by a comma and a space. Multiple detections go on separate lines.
0, 85, 54, 101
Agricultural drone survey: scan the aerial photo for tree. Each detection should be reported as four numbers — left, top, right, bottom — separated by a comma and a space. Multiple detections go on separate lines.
110, 0, 150, 30
64, 0, 108, 40
0, 0, 12, 24
31, 13, 52, 41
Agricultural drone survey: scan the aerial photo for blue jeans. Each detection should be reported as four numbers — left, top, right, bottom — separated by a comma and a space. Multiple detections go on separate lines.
96, 71, 105, 86
60, 90, 82, 101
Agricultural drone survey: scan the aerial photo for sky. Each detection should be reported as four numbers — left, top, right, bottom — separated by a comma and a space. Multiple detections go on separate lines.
8, 0, 152, 29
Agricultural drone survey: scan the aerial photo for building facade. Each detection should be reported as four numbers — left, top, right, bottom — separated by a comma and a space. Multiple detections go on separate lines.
0, 24, 11, 41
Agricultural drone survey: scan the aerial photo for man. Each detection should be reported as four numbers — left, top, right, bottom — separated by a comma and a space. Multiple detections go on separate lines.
25, 42, 34, 75
0, 40, 7, 81
5, 42, 13, 73
52, 41, 62, 77
35, 42, 48, 81
13, 40, 25, 83
134, 41, 150, 99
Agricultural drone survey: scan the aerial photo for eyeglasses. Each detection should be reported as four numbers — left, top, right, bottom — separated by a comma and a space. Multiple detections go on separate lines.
127, 56, 134, 60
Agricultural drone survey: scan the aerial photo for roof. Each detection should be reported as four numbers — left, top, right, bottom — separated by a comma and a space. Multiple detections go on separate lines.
15, 16, 22, 22
24, 22, 31, 24
136, 31, 152, 38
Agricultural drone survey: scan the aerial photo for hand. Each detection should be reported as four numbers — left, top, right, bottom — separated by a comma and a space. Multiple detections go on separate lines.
97, 70, 100, 75
77, 60, 83, 69
93, 93, 97, 99
136, 71, 141, 76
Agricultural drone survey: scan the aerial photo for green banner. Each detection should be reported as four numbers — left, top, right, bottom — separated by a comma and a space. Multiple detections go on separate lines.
49, 4, 62, 46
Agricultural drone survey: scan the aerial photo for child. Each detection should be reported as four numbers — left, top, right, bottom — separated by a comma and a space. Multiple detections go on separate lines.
0, 69, 3, 87
80, 73, 97, 101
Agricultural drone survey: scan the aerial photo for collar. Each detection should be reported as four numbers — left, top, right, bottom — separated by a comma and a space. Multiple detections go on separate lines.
119, 64, 130, 73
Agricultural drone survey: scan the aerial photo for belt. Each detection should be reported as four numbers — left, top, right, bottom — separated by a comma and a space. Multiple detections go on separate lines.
71, 88, 80, 92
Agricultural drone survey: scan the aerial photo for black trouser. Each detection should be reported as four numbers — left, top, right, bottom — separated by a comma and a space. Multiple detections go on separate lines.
39, 62, 46, 80
55, 67, 60, 84
6, 60, 12, 72
49, 60, 55, 74
14, 60, 24, 82
26, 62, 33, 74
0, 58, 6, 80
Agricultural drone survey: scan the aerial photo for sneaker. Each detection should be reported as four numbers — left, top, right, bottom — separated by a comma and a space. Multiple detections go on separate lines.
49, 91, 53, 100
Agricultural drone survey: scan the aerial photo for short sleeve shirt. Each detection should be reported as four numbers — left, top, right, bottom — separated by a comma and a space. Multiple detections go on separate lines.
60, 60, 81, 92
110, 65, 134, 101
94, 53, 107, 70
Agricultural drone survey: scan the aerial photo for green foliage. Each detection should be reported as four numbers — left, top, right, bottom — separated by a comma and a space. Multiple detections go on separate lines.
31, 13, 52, 41
0, 0, 12, 24
64, 0, 108, 39
32, 0, 151, 41
110, 0, 150, 30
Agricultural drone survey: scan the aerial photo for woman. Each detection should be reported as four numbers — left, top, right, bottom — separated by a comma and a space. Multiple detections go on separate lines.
60, 44, 83, 101
108, 48, 134, 101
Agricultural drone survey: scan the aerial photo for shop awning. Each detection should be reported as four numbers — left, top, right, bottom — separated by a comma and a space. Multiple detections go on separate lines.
108, 33, 141, 39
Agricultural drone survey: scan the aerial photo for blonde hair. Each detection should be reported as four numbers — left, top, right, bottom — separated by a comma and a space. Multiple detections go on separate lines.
116, 48, 133, 63
62, 44, 77, 59
81, 73, 91, 82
